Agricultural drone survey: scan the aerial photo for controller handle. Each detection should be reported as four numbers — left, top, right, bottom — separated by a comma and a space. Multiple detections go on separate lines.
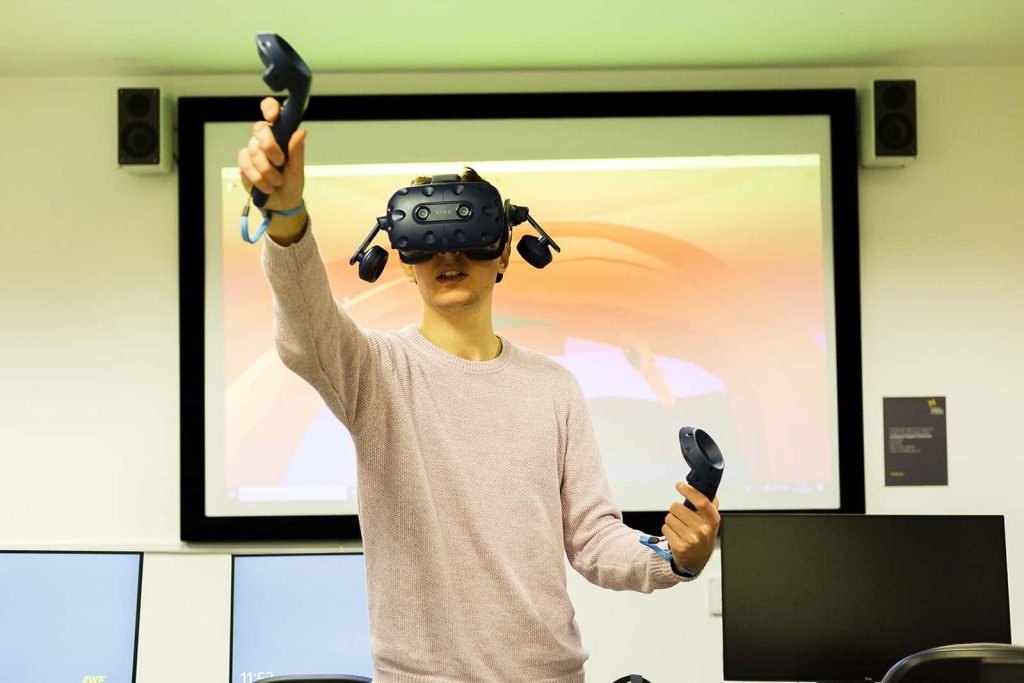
679, 427, 725, 511
251, 33, 312, 208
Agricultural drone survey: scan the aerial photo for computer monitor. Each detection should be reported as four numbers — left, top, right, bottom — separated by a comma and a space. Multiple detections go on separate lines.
0, 551, 143, 682
720, 514, 1012, 682
231, 553, 373, 682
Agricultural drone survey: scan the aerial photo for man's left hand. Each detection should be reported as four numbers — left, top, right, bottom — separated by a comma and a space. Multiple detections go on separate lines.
663, 482, 721, 575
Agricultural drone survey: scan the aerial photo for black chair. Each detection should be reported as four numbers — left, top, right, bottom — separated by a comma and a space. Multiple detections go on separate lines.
981, 655, 1024, 683
262, 676, 371, 683
881, 643, 1024, 683
265, 673, 653, 682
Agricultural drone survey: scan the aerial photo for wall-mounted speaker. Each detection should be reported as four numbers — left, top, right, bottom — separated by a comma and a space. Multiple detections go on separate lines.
118, 88, 173, 173
860, 79, 917, 167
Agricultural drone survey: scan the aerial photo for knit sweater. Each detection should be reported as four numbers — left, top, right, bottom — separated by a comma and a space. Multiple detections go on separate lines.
262, 228, 689, 683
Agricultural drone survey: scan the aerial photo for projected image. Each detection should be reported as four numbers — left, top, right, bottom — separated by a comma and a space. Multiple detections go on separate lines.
232, 554, 372, 681
0, 552, 142, 682
215, 154, 836, 515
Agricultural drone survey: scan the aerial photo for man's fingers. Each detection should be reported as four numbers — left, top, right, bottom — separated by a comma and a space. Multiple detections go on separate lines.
251, 121, 286, 167
668, 500, 706, 528
664, 509, 702, 542
260, 96, 281, 123
676, 482, 721, 525
238, 145, 275, 196
676, 481, 710, 508
246, 136, 285, 188
287, 128, 307, 172
662, 521, 697, 555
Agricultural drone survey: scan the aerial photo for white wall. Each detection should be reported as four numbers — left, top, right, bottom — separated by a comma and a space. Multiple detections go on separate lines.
1, 64, 1022, 683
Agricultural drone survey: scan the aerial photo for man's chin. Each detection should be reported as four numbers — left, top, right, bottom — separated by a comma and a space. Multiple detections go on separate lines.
428, 290, 480, 311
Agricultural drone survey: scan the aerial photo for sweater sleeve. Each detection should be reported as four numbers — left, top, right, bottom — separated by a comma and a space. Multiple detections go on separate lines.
559, 372, 692, 591
261, 224, 387, 431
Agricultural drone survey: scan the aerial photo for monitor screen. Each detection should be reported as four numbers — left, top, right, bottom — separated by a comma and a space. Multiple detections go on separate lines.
0, 551, 143, 682
720, 514, 1012, 682
179, 90, 864, 541
231, 553, 372, 681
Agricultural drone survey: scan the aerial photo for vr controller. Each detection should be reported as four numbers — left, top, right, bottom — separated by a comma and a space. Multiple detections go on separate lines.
640, 427, 725, 570
250, 33, 311, 209
678, 427, 724, 511
349, 175, 561, 283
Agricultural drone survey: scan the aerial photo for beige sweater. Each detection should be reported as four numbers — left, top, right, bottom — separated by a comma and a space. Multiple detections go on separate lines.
263, 228, 688, 683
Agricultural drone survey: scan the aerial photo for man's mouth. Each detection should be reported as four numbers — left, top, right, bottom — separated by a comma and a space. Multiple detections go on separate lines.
437, 270, 468, 283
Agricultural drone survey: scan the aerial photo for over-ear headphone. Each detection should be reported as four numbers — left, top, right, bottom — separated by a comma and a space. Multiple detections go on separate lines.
506, 200, 560, 271
612, 675, 652, 683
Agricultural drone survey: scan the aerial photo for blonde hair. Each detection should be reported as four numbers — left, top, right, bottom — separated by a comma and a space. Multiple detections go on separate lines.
410, 166, 485, 186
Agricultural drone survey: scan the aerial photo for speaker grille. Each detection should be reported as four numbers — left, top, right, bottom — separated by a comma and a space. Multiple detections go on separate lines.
873, 80, 916, 157
118, 88, 161, 165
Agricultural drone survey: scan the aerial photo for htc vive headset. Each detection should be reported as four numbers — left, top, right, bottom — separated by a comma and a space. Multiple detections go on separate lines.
349, 173, 561, 283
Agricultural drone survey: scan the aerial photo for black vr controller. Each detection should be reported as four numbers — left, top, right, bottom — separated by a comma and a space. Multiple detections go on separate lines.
639, 426, 724, 568
349, 175, 561, 283
678, 427, 724, 511
250, 33, 312, 209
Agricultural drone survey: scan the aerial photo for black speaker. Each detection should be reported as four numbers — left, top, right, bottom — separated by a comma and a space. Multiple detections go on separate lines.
118, 88, 172, 172
860, 79, 917, 167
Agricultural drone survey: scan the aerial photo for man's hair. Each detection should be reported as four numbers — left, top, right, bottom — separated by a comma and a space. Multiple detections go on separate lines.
409, 166, 485, 186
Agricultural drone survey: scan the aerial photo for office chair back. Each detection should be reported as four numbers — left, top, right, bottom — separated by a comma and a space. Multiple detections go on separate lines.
881, 643, 1024, 683
262, 676, 371, 683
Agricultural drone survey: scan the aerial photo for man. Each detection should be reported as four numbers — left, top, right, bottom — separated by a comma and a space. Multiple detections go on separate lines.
238, 97, 721, 683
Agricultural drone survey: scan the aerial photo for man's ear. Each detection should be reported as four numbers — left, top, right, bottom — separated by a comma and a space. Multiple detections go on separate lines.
498, 236, 512, 275
399, 256, 417, 283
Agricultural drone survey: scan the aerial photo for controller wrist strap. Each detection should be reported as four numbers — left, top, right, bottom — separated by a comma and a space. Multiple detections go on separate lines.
640, 535, 698, 578
241, 197, 306, 243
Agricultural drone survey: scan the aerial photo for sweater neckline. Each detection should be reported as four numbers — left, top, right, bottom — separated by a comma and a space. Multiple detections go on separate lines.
400, 324, 513, 374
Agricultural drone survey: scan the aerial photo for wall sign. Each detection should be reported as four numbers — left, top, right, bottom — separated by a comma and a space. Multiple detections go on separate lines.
884, 397, 948, 486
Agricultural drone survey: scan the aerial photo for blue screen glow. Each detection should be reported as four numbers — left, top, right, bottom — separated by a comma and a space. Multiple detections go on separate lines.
0, 552, 142, 683
231, 553, 372, 682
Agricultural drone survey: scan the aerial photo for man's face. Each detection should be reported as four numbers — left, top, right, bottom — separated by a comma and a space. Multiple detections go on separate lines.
400, 242, 511, 313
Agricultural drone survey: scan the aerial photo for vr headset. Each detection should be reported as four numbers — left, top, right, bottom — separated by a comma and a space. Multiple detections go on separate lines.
349, 174, 561, 283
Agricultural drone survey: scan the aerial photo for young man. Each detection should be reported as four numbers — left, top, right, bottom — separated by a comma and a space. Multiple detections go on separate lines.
239, 97, 721, 683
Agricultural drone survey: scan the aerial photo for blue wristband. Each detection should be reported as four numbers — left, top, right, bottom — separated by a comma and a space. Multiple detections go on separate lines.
639, 535, 697, 578
240, 198, 306, 243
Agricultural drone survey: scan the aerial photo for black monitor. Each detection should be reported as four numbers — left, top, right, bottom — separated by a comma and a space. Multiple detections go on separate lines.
720, 514, 1012, 682
0, 551, 143, 682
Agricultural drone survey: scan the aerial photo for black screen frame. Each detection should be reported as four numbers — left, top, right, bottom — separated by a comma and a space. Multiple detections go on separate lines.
179, 89, 865, 542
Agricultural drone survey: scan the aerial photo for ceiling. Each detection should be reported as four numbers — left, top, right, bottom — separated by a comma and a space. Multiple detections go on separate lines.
4, 0, 1024, 77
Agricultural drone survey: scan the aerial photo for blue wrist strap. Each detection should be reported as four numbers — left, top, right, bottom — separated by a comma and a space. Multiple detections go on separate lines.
640, 535, 697, 578
240, 198, 306, 243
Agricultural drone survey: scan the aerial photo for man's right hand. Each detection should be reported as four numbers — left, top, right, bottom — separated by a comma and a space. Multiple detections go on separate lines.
238, 96, 308, 244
